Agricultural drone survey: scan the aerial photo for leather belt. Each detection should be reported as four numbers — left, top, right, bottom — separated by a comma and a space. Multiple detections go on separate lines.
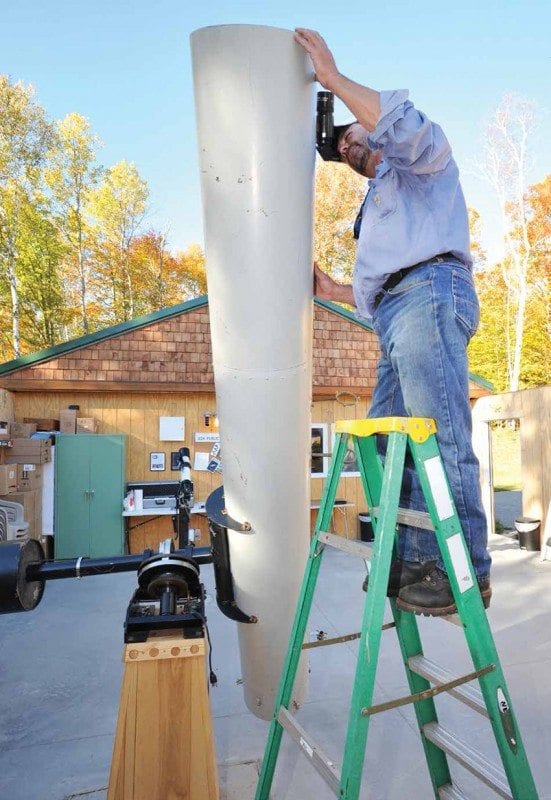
373, 253, 455, 310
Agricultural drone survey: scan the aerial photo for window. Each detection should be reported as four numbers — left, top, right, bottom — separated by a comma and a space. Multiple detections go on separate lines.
311, 424, 329, 478
331, 423, 360, 477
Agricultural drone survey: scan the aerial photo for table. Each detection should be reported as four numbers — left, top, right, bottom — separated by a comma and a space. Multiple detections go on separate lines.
310, 499, 355, 539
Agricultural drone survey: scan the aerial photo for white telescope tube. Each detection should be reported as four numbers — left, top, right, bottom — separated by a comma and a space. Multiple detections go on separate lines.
191, 24, 315, 719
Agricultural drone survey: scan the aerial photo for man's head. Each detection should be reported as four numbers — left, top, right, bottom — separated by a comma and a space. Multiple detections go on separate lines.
337, 123, 382, 178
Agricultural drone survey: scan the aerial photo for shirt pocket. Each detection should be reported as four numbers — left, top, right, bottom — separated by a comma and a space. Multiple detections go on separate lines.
362, 173, 397, 229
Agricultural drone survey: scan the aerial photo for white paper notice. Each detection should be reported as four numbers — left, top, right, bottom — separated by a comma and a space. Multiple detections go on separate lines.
194, 451, 210, 471
195, 432, 220, 443
424, 456, 454, 521
159, 416, 185, 441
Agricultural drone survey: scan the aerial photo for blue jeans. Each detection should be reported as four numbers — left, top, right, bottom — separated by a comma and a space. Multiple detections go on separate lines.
369, 258, 491, 579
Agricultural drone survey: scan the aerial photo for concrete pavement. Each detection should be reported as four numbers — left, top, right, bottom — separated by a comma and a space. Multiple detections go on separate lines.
0, 530, 549, 799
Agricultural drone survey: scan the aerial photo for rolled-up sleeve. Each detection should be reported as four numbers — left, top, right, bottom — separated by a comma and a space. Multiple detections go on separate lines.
368, 90, 451, 175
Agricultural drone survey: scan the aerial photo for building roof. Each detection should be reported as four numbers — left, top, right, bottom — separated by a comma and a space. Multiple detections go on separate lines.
0, 295, 493, 393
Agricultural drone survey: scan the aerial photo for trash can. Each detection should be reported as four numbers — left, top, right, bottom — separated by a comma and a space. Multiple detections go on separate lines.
514, 517, 541, 552
358, 513, 374, 542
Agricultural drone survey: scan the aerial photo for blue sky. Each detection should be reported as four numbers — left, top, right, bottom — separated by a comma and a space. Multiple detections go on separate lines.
3, 0, 550, 263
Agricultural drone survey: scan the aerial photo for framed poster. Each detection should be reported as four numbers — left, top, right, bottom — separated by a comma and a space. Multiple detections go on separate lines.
150, 451, 166, 471
311, 423, 329, 478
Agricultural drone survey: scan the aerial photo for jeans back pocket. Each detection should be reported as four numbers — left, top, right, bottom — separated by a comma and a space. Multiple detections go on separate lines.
452, 268, 479, 338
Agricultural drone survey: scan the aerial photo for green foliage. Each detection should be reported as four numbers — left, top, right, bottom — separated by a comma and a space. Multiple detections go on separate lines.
0, 72, 208, 359
16, 200, 71, 349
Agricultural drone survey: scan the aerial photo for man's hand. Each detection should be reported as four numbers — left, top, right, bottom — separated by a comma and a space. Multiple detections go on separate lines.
294, 28, 340, 89
295, 27, 381, 133
314, 263, 355, 306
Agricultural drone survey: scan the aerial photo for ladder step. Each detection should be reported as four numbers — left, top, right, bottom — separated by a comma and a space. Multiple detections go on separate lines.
318, 531, 372, 558
423, 722, 513, 800
277, 706, 340, 794
372, 506, 435, 531
408, 656, 488, 717
439, 785, 471, 800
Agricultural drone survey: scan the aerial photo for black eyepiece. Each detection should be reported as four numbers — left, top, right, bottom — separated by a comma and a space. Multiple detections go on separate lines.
316, 91, 342, 162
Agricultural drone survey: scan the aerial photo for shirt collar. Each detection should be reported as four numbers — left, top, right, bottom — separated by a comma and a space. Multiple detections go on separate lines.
369, 159, 390, 185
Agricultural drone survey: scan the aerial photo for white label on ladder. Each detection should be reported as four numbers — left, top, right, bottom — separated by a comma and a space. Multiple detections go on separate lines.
424, 457, 454, 521
446, 534, 474, 593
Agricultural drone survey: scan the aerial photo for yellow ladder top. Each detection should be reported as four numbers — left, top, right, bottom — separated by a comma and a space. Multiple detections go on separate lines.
334, 416, 437, 444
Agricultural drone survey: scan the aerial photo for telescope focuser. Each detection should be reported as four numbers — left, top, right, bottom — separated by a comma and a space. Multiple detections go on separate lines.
316, 91, 352, 162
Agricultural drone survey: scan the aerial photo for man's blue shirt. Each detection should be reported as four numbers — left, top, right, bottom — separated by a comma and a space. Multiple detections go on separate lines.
352, 89, 472, 320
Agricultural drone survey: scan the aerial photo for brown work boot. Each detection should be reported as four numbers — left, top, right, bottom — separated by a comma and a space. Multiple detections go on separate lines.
396, 567, 492, 617
362, 559, 436, 596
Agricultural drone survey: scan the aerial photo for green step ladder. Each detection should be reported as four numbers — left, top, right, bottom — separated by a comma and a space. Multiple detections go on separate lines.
255, 416, 538, 800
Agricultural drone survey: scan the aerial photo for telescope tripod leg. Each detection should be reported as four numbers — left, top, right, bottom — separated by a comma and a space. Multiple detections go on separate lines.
108, 632, 219, 800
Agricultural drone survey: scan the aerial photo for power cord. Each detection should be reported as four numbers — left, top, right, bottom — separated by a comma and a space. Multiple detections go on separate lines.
192, 611, 217, 689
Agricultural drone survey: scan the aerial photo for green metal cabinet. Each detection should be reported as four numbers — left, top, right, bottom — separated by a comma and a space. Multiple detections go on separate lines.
54, 434, 126, 559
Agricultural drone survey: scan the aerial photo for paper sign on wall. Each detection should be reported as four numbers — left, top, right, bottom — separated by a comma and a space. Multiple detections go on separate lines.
193, 452, 210, 471
159, 416, 185, 441
195, 432, 220, 443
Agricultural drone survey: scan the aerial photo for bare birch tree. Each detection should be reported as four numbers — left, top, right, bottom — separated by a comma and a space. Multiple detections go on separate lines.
46, 112, 103, 335
479, 93, 540, 391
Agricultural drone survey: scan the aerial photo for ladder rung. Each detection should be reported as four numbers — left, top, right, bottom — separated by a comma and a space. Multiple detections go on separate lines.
439, 785, 471, 800
408, 656, 488, 717
317, 531, 372, 558
423, 722, 513, 800
277, 706, 340, 794
372, 506, 435, 531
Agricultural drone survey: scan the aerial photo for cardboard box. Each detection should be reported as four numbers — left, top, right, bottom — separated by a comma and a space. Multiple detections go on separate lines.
4, 438, 52, 464
76, 417, 98, 434
10, 422, 37, 438
17, 464, 43, 492
0, 465, 17, 494
24, 417, 60, 431
60, 409, 77, 434
0, 390, 14, 423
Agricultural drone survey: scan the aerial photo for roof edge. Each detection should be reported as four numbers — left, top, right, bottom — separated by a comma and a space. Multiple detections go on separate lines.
314, 297, 374, 331
0, 295, 209, 376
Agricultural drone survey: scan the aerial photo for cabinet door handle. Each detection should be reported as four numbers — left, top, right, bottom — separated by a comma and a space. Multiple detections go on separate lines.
84, 490, 89, 501
89, 490, 95, 500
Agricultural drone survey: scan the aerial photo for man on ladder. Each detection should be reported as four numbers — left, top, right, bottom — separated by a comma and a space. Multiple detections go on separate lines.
295, 27, 491, 616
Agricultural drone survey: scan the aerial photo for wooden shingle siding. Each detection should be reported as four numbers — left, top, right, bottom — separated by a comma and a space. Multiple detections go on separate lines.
1, 304, 381, 396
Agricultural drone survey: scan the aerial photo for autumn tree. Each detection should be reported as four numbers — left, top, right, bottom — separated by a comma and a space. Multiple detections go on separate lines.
175, 243, 207, 299
129, 234, 207, 314
46, 112, 103, 334
89, 160, 148, 323
314, 158, 366, 285
15, 198, 70, 350
469, 176, 551, 390
0, 75, 55, 355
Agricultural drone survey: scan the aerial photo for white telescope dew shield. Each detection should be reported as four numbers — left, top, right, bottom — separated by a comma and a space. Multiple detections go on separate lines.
191, 24, 316, 719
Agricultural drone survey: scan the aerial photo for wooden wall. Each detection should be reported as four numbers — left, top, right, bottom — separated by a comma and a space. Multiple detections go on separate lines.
472, 386, 551, 550
14, 391, 221, 551
13, 390, 374, 552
